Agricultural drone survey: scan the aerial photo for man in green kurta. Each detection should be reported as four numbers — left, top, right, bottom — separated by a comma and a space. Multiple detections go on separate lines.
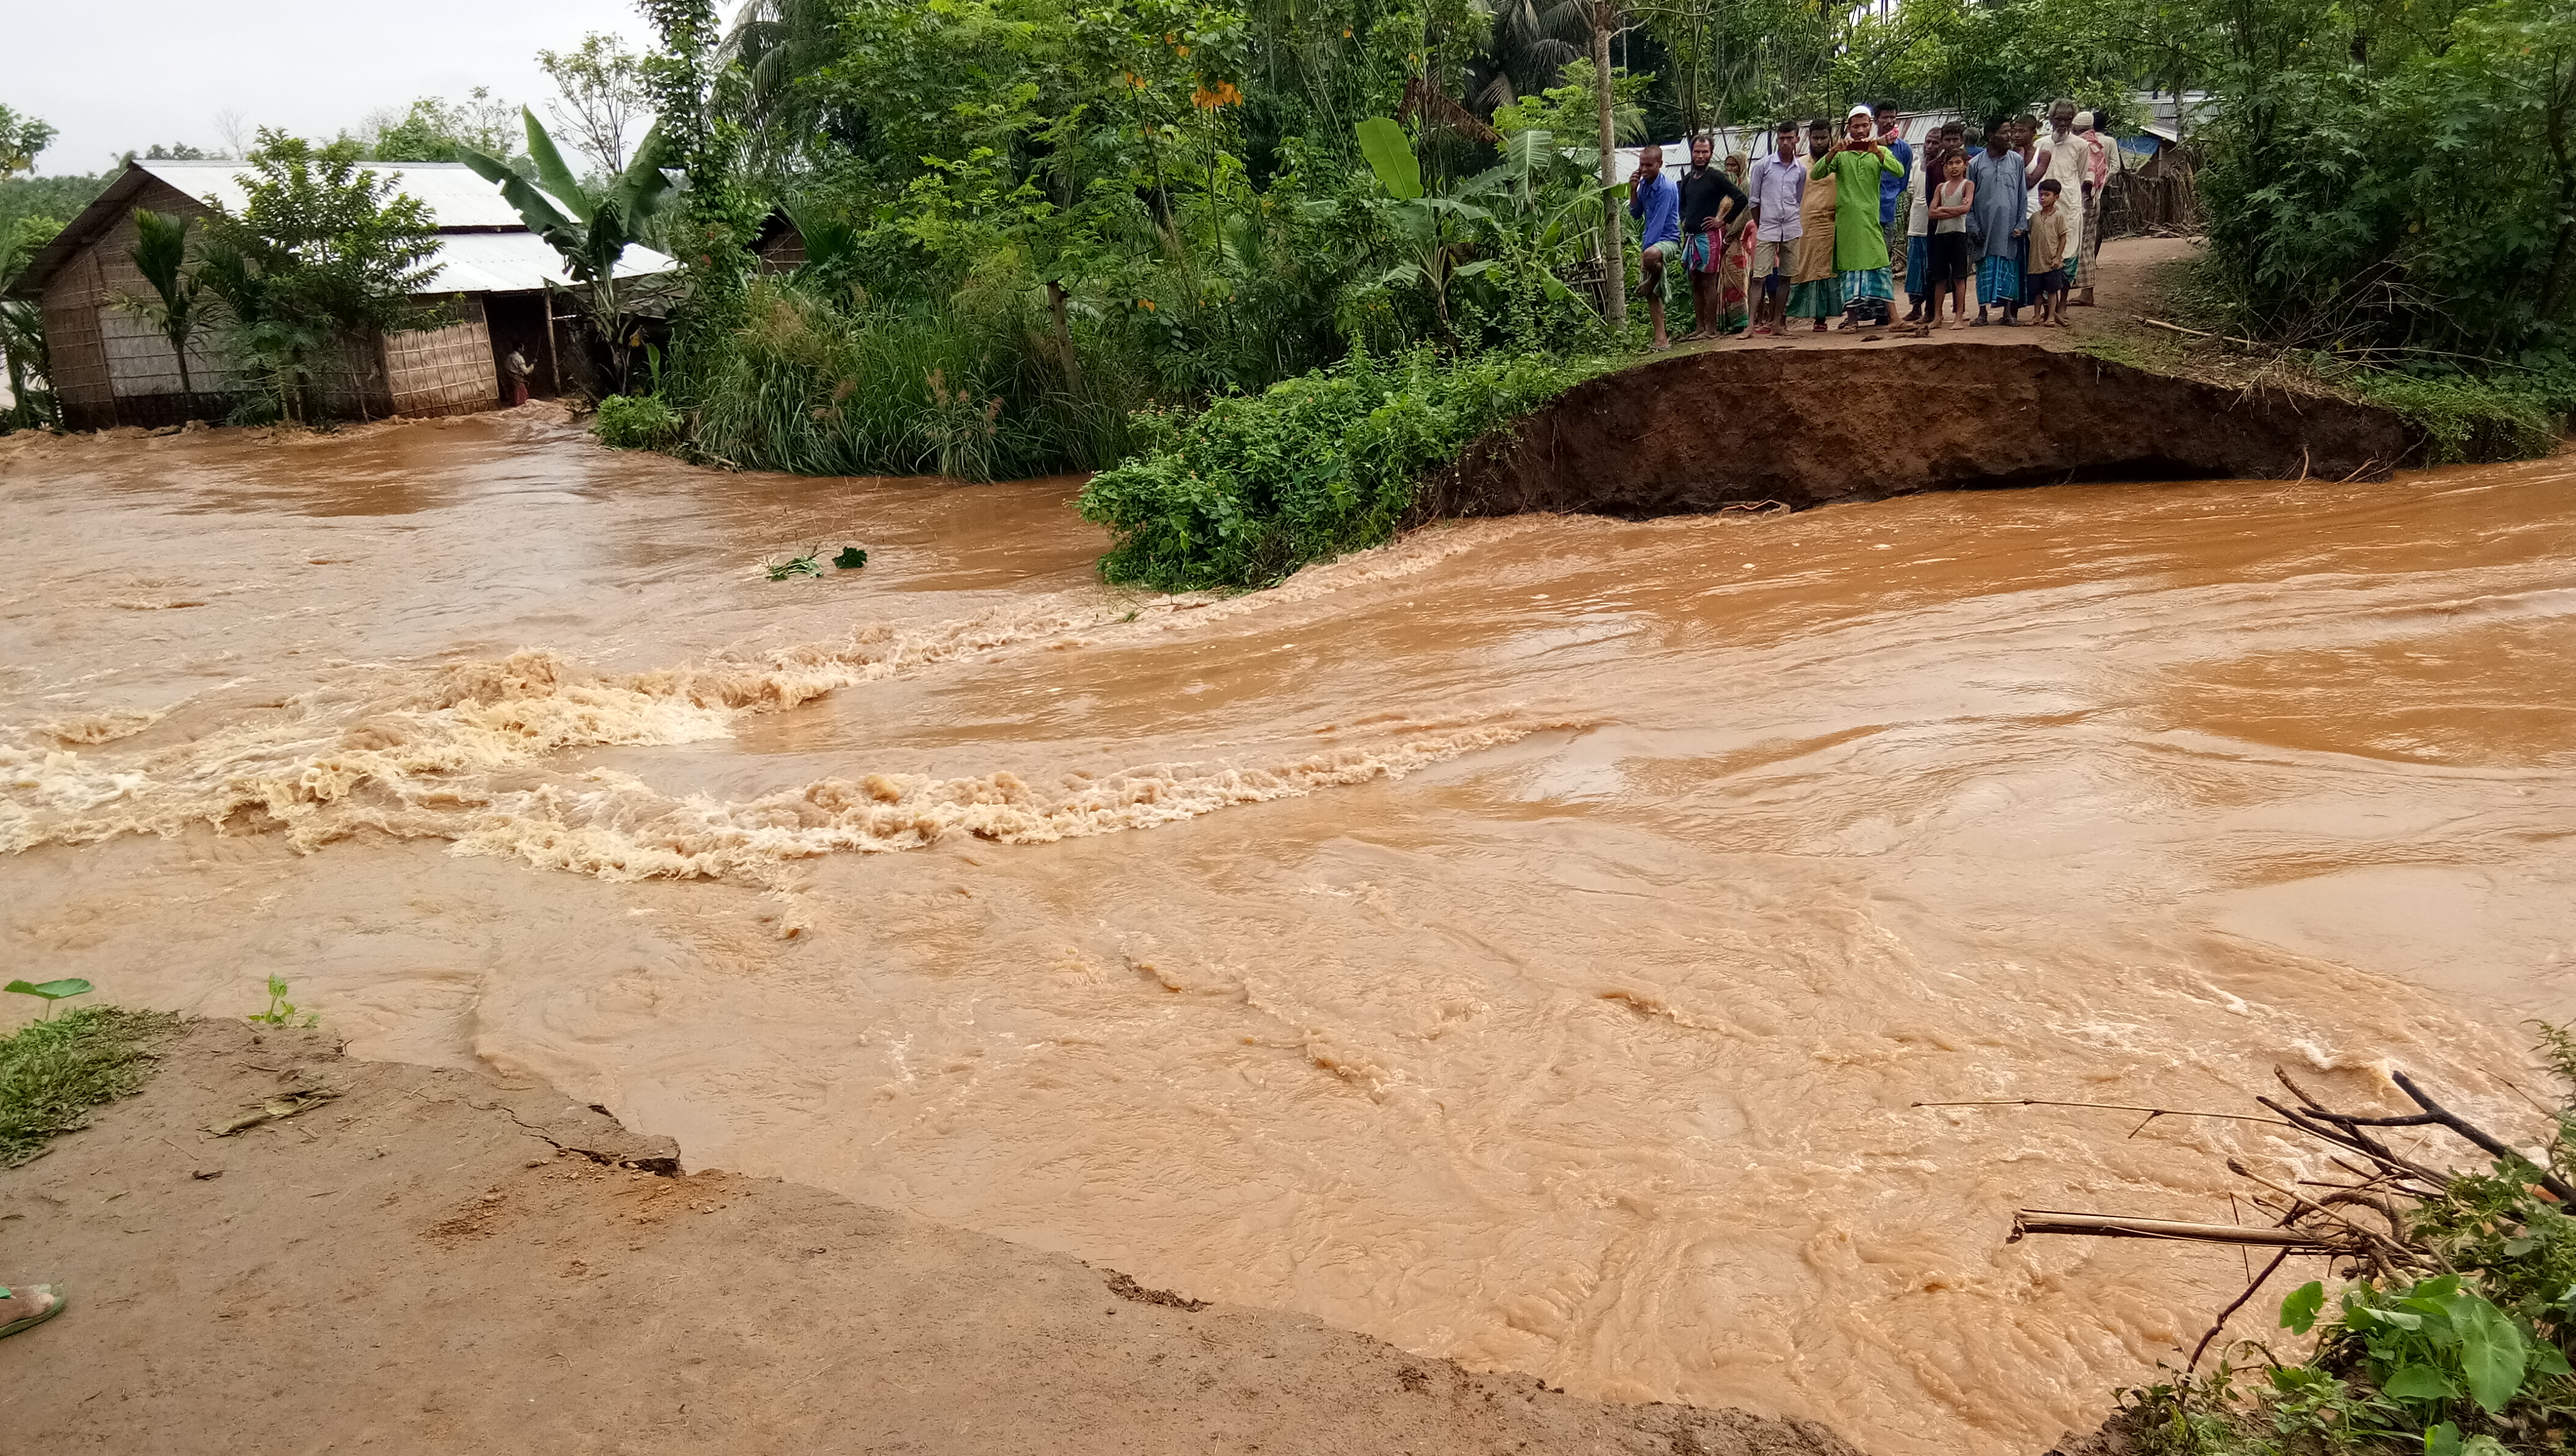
1809, 104, 1907, 327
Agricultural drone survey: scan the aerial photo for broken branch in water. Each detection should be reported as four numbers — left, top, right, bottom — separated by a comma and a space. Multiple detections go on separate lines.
2008, 1211, 2333, 1249
1914, 1098, 2294, 1129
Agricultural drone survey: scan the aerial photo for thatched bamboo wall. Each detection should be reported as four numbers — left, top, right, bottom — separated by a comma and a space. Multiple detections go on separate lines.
41, 249, 113, 430
384, 298, 497, 418
43, 176, 250, 428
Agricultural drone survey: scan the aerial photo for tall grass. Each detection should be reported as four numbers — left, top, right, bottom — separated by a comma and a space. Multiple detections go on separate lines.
681, 277, 1163, 480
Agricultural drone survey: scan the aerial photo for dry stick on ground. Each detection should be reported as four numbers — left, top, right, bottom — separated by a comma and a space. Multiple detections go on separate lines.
2141, 316, 2268, 349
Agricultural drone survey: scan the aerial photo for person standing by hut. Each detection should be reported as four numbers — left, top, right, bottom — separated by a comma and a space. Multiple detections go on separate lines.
502, 348, 533, 407
1746, 121, 1806, 337
1967, 121, 2029, 326
1787, 119, 1845, 333
1810, 105, 1907, 329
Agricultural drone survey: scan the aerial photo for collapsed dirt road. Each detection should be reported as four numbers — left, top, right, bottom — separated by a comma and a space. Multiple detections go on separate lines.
0, 1021, 1863, 1455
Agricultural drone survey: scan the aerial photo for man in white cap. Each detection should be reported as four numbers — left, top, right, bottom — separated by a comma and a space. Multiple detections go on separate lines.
2074, 109, 2112, 305
1808, 103, 1907, 329
2035, 99, 2087, 300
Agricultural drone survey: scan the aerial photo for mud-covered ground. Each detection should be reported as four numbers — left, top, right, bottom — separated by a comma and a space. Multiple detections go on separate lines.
0, 1020, 1866, 1455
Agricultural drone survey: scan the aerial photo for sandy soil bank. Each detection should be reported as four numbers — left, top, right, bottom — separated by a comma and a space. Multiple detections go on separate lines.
0, 1020, 1866, 1456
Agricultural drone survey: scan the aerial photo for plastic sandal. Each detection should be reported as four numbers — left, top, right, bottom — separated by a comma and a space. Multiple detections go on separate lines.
0, 1284, 66, 1339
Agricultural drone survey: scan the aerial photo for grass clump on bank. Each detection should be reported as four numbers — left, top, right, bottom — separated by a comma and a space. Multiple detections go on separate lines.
0, 1006, 177, 1167
1076, 347, 1607, 592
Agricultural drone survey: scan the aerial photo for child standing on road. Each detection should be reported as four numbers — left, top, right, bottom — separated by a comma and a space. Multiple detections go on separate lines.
1923, 150, 1976, 331
2023, 180, 2071, 327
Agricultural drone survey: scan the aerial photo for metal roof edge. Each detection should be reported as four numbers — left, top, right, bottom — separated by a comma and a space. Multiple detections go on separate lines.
4, 162, 154, 298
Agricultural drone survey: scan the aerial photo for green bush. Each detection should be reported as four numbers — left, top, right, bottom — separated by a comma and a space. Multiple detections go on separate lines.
593, 392, 684, 451
1076, 346, 1607, 592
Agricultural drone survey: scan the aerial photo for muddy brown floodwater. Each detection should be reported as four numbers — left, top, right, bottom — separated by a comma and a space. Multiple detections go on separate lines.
5, 412, 2573, 1454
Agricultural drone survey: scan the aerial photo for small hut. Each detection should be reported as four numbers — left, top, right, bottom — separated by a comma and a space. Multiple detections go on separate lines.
4, 159, 673, 430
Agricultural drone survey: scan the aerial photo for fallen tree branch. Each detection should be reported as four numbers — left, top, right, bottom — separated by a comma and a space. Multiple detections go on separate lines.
1915, 1098, 2292, 1128
2389, 1070, 2576, 1205
2141, 316, 2269, 349
2009, 1211, 2334, 1248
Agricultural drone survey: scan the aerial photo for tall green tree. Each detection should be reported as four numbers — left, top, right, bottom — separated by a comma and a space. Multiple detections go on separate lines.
0, 105, 53, 178
368, 89, 522, 164
539, 33, 654, 175
195, 131, 443, 423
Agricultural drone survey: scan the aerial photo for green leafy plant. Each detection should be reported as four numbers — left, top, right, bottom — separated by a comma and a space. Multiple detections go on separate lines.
4, 977, 92, 1020
831, 545, 867, 569
194, 131, 443, 425
594, 391, 684, 449
765, 545, 825, 580
247, 974, 318, 1028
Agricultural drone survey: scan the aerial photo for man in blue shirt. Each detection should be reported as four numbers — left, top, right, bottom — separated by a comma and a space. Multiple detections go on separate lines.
1627, 144, 1681, 350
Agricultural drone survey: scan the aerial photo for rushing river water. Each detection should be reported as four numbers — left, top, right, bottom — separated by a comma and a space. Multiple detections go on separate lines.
5, 412, 2572, 1452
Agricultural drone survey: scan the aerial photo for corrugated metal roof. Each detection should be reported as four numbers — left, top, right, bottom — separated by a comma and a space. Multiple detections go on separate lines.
133, 158, 560, 231
421, 232, 675, 294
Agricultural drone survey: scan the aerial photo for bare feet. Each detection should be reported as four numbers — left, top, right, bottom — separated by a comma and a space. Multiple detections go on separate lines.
0, 1283, 64, 1337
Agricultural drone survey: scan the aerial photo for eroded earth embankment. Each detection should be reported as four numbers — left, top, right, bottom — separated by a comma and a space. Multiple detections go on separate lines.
1421, 342, 2415, 519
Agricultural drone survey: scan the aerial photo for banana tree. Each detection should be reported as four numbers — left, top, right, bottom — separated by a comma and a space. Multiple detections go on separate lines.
1354, 116, 1494, 346
118, 208, 211, 403
459, 109, 673, 391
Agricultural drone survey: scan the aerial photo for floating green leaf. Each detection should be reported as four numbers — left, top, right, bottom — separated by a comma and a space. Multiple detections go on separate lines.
832, 546, 868, 570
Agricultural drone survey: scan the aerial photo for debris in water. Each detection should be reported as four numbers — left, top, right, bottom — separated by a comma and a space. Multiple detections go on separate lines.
765, 546, 826, 581
832, 545, 868, 570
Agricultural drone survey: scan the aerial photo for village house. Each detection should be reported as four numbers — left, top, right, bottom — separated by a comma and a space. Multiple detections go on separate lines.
4, 158, 673, 430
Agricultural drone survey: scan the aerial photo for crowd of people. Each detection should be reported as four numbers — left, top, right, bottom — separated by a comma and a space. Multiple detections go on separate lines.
1624, 98, 2117, 349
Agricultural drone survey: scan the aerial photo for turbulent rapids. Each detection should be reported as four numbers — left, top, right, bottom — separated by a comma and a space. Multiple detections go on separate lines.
5, 410, 2573, 1453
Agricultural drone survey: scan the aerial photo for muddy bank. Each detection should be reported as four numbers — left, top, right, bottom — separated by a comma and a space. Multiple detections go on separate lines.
1419, 342, 2415, 519
0, 1019, 1865, 1456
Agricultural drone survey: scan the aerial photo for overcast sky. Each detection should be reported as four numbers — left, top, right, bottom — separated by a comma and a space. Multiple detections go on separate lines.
4, 0, 662, 175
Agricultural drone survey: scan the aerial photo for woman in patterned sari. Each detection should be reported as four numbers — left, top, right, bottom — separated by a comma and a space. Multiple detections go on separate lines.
1715, 154, 1756, 334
